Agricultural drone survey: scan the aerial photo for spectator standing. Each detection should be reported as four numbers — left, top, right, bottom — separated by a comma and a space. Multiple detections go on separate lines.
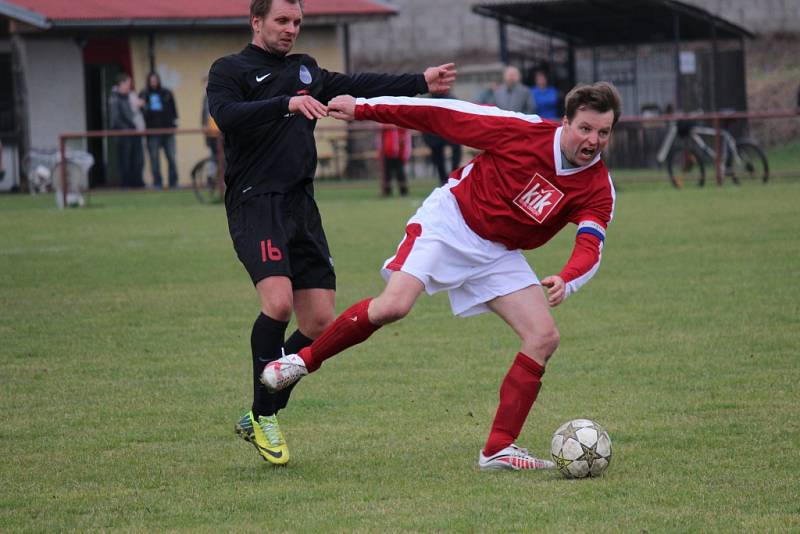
531, 70, 560, 119
140, 72, 179, 189
379, 124, 411, 196
493, 66, 535, 114
108, 73, 144, 188
476, 81, 497, 105
129, 83, 146, 186
422, 92, 462, 185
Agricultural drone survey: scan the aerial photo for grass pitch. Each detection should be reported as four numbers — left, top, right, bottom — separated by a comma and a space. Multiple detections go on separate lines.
1, 177, 799, 531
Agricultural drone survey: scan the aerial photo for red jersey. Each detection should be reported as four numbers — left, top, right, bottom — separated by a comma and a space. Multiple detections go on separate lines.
355, 96, 616, 299
379, 124, 411, 161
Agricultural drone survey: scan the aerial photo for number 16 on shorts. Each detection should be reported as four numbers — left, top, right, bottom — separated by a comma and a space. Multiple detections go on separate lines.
261, 239, 283, 262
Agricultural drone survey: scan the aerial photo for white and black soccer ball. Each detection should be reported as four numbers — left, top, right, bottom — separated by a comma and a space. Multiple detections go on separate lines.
551, 419, 612, 478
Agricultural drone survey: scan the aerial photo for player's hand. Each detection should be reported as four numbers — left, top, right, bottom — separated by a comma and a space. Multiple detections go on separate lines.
541, 275, 566, 307
424, 63, 457, 95
328, 95, 357, 121
288, 95, 328, 120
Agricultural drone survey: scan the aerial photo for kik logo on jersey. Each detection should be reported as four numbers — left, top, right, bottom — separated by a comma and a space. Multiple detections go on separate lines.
513, 174, 564, 223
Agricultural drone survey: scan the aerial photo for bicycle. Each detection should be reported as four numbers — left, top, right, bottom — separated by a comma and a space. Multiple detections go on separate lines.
190, 155, 223, 203
656, 119, 769, 188
22, 147, 93, 207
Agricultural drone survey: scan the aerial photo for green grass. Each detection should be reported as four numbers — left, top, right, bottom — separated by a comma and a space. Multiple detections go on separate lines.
1, 178, 799, 531
766, 139, 800, 177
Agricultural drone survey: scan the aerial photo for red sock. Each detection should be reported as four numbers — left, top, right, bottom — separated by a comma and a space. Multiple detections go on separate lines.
483, 353, 545, 456
298, 298, 380, 373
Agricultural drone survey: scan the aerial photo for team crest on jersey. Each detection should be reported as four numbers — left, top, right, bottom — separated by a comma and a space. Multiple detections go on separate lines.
299, 65, 312, 84
513, 173, 564, 223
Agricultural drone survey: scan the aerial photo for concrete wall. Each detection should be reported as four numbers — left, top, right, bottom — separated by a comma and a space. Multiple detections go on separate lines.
128, 26, 343, 187
19, 37, 86, 150
683, 0, 800, 35
348, 0, 800, 72
349, 0, 499, 71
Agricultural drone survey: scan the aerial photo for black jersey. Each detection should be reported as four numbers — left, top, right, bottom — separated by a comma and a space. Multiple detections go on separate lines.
207, 44, 427, 210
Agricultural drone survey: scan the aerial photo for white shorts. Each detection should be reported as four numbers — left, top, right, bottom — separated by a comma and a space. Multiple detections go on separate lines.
381, 181, 539, 317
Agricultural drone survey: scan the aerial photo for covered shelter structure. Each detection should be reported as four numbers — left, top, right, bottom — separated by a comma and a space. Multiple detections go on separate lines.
472, 0, 754, 117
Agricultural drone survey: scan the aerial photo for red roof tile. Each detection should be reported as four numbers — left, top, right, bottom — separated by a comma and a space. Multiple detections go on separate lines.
5, 0, 395, 21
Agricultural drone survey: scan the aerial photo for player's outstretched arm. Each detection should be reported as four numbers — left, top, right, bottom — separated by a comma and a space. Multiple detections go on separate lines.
332, 96, 540, 152
208, 60, 296, 131
319, 62, 456, 103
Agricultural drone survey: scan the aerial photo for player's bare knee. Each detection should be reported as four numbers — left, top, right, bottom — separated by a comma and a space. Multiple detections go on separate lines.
301, 313, 334, 338
371, 298, 412, 325
540, 326, 561, 357
261, 297, 293, 322
522, 326, 560, 359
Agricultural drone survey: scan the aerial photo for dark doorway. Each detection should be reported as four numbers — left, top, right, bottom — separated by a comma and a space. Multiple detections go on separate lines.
83, 38, 132, 187
0, 53, 14, 138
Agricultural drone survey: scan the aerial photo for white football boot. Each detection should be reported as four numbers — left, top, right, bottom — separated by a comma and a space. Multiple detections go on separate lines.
260, 353, 308, 393
479, 444, 556, 471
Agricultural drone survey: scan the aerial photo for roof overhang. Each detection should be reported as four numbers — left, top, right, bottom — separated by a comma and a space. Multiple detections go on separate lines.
38, 14, 393, 31
472, 0, 754, 46
0, 0, 396, 32
0, 0, 49, 29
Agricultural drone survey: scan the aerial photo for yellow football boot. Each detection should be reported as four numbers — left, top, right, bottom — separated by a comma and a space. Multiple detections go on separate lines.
235, 411, 289, 465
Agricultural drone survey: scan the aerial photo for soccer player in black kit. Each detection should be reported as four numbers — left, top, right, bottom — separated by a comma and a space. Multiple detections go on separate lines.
207, 0, 456, 465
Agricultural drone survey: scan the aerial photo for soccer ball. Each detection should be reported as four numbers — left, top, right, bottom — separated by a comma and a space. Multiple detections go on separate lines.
551, 419, 612, 478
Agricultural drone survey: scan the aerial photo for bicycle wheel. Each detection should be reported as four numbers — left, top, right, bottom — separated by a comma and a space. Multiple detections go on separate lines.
731, 142, 769, 184
666, 144, 705, 188
190, 157, 222, 203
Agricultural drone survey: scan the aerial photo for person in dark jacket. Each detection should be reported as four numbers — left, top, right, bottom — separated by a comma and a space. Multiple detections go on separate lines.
207, 0, 456, 466
422, 91, 462, 185
140, 72, 179, 188
108, 73, 144, 188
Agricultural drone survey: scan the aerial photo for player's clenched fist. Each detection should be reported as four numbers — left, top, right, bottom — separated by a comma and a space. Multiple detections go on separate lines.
328, 95, 357, 121
541, 275, 566, 307
289, 95, 328, 120
424, 63, 457, 95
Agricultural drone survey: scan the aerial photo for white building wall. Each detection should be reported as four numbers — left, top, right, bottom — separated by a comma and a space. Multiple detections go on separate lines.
19, 37, 86, 150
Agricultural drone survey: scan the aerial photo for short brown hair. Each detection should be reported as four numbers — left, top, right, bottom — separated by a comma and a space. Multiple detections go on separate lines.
250, 0, 304, 19
564, 82, 622, 125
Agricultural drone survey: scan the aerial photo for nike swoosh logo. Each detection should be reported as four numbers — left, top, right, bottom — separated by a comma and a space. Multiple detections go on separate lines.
258, 357, 273, 363
256, 73, 271, 82
258, 445, 283, 459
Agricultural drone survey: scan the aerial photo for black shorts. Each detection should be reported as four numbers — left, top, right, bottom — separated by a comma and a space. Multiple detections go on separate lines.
227, 188, 336, 290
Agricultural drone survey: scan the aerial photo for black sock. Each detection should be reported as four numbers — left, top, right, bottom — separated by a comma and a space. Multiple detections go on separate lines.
268, 329, 315, 414
251, 313, 288, 418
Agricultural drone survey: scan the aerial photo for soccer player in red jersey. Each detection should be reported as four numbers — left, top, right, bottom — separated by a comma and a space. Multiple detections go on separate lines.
263, 82, 621, 470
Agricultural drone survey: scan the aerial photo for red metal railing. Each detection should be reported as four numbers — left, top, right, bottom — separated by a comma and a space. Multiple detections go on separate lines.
58, 127, 223, 208
619, 109, 799, 184
59, 109, 798, 205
